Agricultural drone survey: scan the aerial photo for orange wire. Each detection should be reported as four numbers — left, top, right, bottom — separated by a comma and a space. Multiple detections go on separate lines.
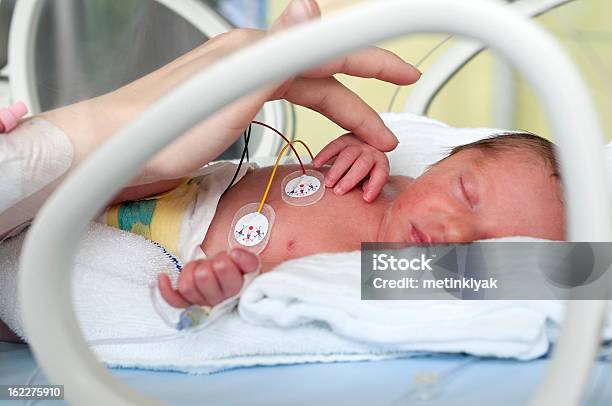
257, 139, 314, 213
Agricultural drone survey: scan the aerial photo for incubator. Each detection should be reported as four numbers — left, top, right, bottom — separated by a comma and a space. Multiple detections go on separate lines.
2, 0, 611, 405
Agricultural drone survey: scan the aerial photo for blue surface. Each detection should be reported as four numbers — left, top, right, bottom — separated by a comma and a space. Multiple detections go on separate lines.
1, 342, 611, 405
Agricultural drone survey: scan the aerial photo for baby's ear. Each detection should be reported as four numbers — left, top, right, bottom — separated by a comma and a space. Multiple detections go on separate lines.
270, 0, 321, 33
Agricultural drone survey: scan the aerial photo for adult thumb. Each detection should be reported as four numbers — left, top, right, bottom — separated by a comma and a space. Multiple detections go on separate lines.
270, 0, 321, 33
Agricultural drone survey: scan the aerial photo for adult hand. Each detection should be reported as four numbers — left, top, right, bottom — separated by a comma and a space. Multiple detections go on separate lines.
267, 0, 420, 151
138, 0, 419, 183
41, 0, 420, 186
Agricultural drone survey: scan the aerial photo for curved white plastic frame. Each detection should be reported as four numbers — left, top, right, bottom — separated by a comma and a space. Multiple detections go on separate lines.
19, 1, 610, 405
404, 0, 575, 115
7, 0, 285, 158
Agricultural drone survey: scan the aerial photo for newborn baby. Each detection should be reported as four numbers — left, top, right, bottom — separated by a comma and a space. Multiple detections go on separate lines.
105, 132, 564, 308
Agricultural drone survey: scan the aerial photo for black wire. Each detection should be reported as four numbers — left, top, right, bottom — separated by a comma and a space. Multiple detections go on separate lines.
245, 124, 251, 163
221, 124, 252, 198
245, 128, 250, 162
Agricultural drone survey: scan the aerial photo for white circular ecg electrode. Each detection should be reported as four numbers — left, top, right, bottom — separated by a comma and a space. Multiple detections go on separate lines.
234, 212, 269, 247
281, 169, 325, 206
228, 203, 275, 254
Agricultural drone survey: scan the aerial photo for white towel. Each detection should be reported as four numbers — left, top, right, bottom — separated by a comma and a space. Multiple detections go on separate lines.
0, 223, 419, 374
0, 222, 181, 342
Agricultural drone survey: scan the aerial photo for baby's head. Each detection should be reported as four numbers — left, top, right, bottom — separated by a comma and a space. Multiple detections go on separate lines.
379, 133, 565, 243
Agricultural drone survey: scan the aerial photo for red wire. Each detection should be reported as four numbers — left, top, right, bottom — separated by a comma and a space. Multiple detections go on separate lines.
251, 120, 306, 173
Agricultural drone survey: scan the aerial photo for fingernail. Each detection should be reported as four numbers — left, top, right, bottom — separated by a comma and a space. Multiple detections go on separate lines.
286, 0, 313, 24
390, 128, 399, 142
196, 267, 207, 280
365, 191, 374, 202
300, 0, 317, 16
213, 259, 225, 272
411, 64, 422, 77
388, 129, 400, 147
230, 249, 242, 262
325, 178, 335, 187
334, 186, 343, 195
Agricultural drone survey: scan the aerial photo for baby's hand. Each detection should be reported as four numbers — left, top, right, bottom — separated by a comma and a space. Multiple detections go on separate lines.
312, 134, 390, 202
158, 248, 260, 308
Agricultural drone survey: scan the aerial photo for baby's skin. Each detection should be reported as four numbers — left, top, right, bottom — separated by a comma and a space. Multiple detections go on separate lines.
159, 136, 565, 308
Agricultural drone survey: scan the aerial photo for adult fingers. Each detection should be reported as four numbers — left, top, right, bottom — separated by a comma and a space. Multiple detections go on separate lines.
270, 1, 419, 87
270, 0, 321, 33
158, 274, 191, 309
284, 77, 399, 151
304, 47, 421, 86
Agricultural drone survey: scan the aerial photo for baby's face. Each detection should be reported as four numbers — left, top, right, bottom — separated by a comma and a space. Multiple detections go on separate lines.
378, 149, 565, 243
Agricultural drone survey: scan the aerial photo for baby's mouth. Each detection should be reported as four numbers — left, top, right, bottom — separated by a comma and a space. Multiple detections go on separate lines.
410, 224, 431, 244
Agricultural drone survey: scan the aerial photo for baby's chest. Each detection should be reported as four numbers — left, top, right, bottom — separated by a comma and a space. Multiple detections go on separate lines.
258, 201, 361, 264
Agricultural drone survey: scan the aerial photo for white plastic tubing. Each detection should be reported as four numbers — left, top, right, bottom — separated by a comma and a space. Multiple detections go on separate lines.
19, 1, 611, 405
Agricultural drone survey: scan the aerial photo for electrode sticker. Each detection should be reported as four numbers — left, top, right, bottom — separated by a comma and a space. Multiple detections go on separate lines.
281, 169, 325, 207
285, 174, 321, 198
228, 203, 275, 254
233, 212, 269, 247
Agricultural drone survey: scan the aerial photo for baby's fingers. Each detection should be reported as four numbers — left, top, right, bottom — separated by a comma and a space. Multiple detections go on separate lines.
333, 153, 375, 196
177, 262, 209, 306
362, 159, 389, 202
229, 248, 260, 274
211, 252, 244, 298
312, 134, 355, 168
158, 273, 191, 309
324, 145, 361, 188
192, 260, 225, 306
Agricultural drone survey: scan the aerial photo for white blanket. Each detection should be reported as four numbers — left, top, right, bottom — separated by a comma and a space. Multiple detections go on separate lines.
240, 251, 557, 360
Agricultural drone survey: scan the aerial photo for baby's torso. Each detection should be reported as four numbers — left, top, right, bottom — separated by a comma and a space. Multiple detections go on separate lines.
202, 165, 389, 269
103, 162, 398, 268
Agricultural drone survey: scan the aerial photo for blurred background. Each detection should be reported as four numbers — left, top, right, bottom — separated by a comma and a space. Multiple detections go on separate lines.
269, 0, 612, 150
0, 0, 610, 154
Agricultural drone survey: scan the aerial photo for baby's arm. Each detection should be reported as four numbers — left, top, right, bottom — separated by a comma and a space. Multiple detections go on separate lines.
159, 248, 260, 308
312, 134, 390, 202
